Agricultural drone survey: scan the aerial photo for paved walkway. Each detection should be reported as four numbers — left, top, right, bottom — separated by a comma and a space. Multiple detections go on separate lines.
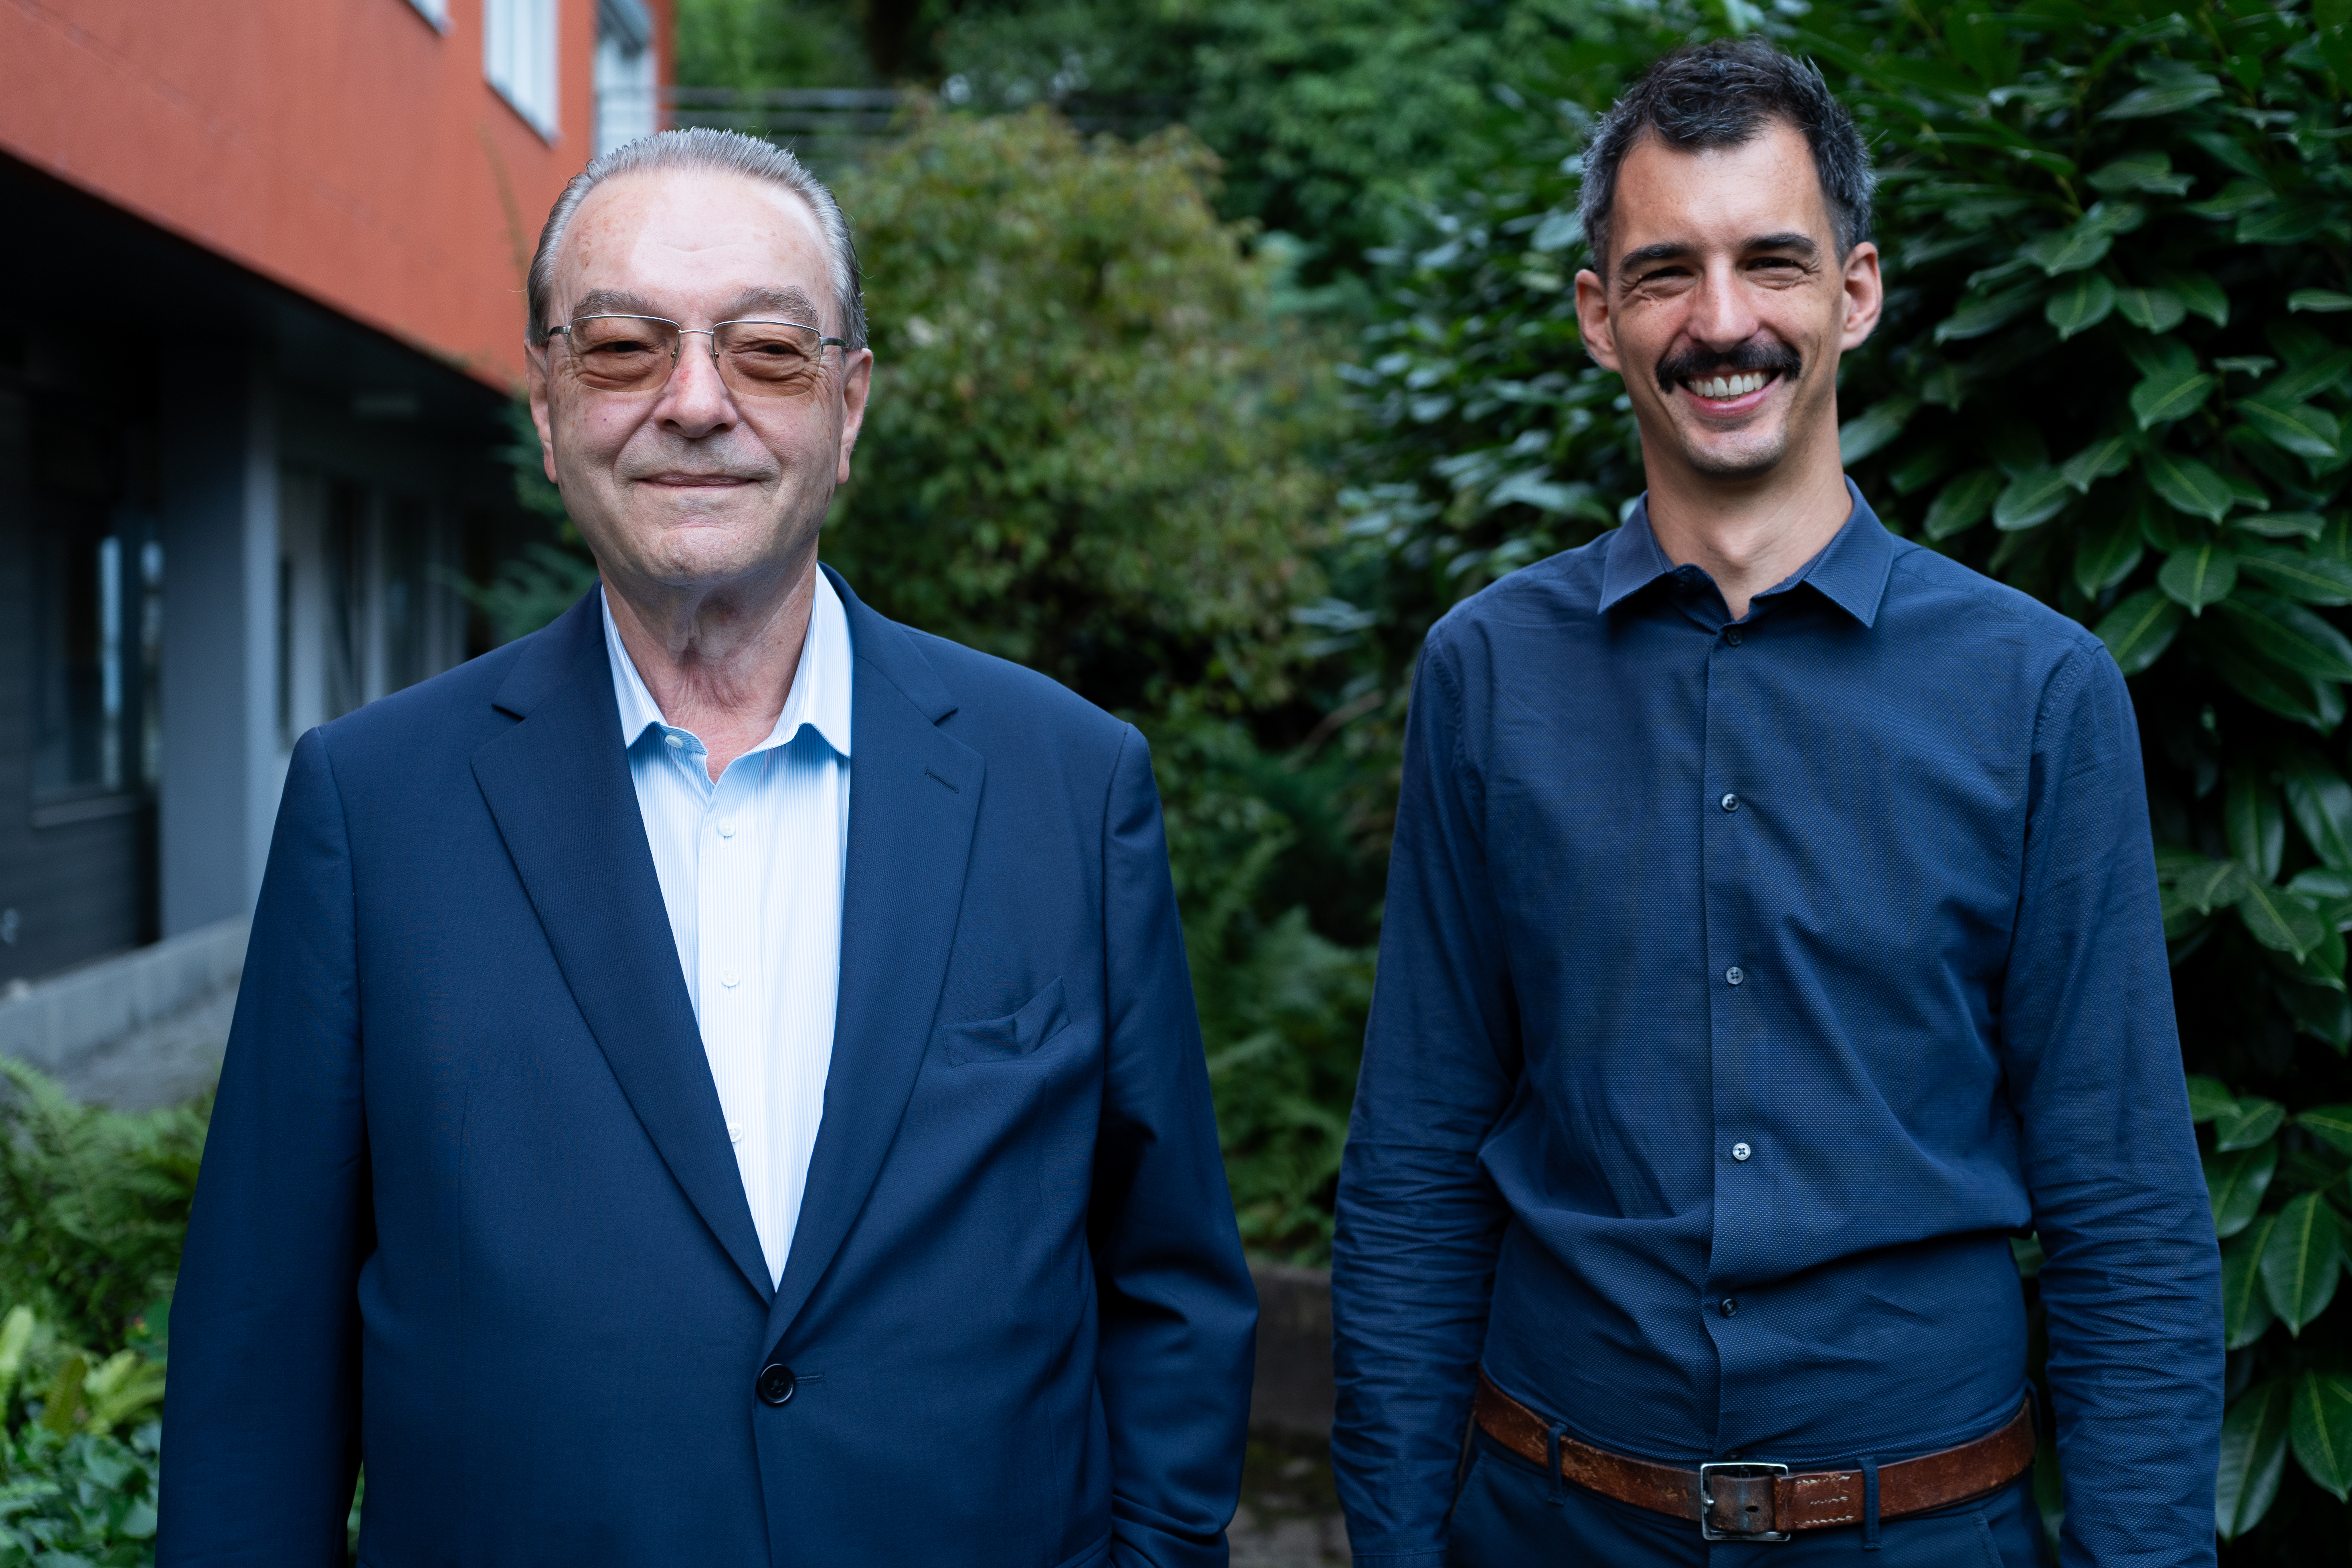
1231, 1438, 1350, 1567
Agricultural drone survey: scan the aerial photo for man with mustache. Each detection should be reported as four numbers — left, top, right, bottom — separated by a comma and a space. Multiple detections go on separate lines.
1330, 40, 2219, 1567
159, 128, 1255, 1563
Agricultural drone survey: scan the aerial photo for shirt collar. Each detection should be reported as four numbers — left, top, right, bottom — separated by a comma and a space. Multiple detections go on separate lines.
1596, 477, 1897, 628
601, 569, 854, 761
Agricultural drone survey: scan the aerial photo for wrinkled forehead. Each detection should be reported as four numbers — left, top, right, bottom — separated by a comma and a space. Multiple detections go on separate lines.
1608, 119, 1836, 263
553, 168, 833, 326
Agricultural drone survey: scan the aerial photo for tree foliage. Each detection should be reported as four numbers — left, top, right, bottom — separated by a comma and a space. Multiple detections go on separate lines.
1333, 0, 2350, 1554
825, 105, 1337, 713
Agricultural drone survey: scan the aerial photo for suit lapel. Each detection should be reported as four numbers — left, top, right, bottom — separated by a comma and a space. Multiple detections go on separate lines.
765, 571, 982, 1345
472, 593, 772, 1304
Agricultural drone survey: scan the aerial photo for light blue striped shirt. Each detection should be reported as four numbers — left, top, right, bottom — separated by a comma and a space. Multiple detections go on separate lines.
602, 575, 852, 1288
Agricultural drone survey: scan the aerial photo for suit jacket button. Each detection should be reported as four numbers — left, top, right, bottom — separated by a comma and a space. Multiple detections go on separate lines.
756, 1363, 796, 1406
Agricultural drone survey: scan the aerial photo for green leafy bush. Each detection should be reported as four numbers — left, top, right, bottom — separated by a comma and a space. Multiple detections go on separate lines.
1338, 0, 2351, 1554
0, 1064, 203, 1354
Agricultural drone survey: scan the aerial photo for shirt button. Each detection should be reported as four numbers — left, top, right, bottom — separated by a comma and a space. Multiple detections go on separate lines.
1724, 628, 1743, 646
664, 733, 685, 749
1720, 1297, 1739, 1317
718, 817, 737, 838
1725, 966, 1745, 987
721, 969, 740, 988
727, 1122, 744, 1143
1720, 793, 1739, 812
1732, 1142, 1752, 1161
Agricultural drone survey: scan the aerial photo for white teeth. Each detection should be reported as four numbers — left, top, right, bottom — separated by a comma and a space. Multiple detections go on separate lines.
1690, 372, 1768, 399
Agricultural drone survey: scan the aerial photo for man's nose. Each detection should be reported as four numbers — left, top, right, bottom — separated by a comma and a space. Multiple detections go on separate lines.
1686, 259, 1763, 349
654, 332, 737, 437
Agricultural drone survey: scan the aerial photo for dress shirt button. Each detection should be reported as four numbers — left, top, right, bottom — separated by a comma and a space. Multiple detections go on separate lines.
1720, 793, 1739, 812
718, 817, 737, 838
1725, 966, 1745, 987
1732, 1142, 1752, 1162
1719, 1297, 1739, 1318
664, 733, 685, 749
756, 1363, 797, 1406
727, 1122, 744, 1143
1724, 628, 1743, 646
722, 969, 741, 988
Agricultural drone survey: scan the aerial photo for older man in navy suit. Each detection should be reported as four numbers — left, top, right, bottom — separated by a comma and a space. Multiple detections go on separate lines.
159, 128, 1256, 1566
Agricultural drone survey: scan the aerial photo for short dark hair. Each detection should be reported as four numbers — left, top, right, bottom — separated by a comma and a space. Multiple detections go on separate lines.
1577, 39, 1875, 279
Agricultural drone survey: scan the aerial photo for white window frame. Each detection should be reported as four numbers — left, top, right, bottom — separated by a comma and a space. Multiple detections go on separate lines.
485, 0, 561, 140
594, 0, 659, 157
403, 0, 449, 31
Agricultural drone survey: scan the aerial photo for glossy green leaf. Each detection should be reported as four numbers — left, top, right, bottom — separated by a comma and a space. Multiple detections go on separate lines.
2073, 508, 2143, 596
2217, 1378, 2291, 1540
2145, 449, 2233, 520
2218, 1097, 2288, 1151
2132, 365, 2217, 429
2044, 273, 2115, 338
2207, 1141, 2279, 1239
2237, 544, 2352, 607
1925, 467, 2003, 538
2283, 753, 2352, 869
2116, 285, 2187, 334
2060, 435, 2133, 493
2239, 884, 2331, 961
2240, 397, 2344, 462
2200, 627, 2340, 728
2214, 593, 2352, 683
2178, 858, 2253, 914
1838, 396, 1915, 467
2240, 202, 2332, 247
2023, 222, 2113, 276
2160, 544, 2237, 613
2224, 1215, 2279, 1349
2100, 75, 2224, 118
2160, 271, 2230, 328
2293, 1372, 2352, 1501
2186, 1076, 2236, 1123
2227, 765, 2284, 880
2300, 1105, 2352, 1155
2093, 588, 2183, 675
2262, 1190, 2345, 1332
2291, 291, 2352, 314
2235, 512, 2327, 541
2087, 151, 2192, 196
1994, 467, 2072, 530
2272, 350, 2352, 405
1935, 281, 2046, 343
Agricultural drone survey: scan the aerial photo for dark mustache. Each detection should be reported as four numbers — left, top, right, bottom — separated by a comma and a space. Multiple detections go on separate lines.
1655, 339, 1803, 393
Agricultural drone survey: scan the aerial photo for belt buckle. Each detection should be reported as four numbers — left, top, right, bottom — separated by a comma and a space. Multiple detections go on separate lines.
1697, 1461, 1791, 1543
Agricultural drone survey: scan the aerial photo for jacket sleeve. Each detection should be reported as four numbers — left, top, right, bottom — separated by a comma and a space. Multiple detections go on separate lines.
1091, 724, 1260, 1568
1329, 638, 1517, 1568
160, 728, 370, 1565
1998, 647, 2222, 1568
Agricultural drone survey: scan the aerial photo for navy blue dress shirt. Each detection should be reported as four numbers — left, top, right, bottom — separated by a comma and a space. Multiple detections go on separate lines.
1331, 485, 2221, 1567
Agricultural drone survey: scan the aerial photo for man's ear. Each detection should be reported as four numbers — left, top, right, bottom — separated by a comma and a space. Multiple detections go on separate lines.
524, 345, 561, 487
835, 348, 874, 487
1839, 240, 1884, 352
1575, 268, 1622, 372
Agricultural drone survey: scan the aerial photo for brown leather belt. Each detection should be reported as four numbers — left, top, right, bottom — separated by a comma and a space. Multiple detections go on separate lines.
1474, 1374, 2035, 1542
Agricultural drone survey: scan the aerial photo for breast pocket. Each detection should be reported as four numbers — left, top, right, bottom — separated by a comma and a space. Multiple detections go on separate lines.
942, 977, 1070, 1066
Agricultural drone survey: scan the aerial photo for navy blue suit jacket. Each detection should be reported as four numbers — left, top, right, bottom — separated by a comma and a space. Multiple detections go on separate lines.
158, 573, 1256, 1567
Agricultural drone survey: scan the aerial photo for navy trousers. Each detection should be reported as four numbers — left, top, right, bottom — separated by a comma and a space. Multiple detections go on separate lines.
1446, 1435, 2051, 1567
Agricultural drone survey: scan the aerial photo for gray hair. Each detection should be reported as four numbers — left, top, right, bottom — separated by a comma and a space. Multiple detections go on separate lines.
526, 127, 867, 352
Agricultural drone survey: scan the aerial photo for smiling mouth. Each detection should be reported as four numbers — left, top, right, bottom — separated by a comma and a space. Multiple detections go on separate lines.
1684, 371, 1776, 401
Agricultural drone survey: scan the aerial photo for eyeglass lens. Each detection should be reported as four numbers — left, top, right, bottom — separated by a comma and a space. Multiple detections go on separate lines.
563, 316, 829, 398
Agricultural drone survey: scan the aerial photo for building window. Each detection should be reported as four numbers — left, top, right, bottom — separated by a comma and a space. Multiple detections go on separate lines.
594, 0, 658, 156
28, 418, 159, 809
486, 0, 560, 139
404, 0, 449, 30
